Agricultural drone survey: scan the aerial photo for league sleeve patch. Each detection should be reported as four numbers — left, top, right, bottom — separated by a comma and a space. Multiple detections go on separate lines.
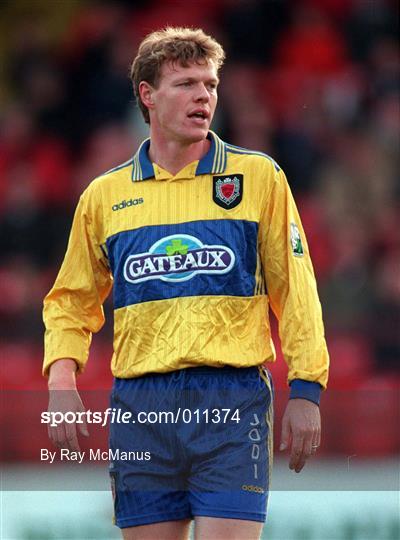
213, 174, 243, 209
290, 223, 304, 257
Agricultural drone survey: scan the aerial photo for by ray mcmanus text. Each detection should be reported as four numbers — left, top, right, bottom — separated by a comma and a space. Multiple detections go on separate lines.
41, 448, 152, 464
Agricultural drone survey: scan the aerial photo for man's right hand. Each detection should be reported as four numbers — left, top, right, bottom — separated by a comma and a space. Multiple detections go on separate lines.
47, 359, 89, 451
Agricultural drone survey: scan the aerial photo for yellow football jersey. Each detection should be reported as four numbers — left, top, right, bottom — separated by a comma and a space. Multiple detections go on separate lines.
43, 131, 329, 390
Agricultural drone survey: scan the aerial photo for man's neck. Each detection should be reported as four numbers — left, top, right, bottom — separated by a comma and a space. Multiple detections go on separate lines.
148, 131, 210, 176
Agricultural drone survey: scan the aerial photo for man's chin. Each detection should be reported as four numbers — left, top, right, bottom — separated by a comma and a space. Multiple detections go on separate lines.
181, 126, 209, 144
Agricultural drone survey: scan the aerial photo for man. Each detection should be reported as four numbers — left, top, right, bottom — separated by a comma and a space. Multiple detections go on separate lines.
44, 27, 329, 540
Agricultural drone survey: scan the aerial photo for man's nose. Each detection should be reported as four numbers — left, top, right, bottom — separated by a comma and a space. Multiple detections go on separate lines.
195, 83, 210, 102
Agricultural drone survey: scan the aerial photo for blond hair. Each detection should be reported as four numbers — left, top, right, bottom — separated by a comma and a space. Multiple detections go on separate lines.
130, 27, 225, 123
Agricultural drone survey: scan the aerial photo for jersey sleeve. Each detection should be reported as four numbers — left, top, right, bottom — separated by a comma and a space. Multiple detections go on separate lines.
42, 188, 113, 376
259, 164, 329, 393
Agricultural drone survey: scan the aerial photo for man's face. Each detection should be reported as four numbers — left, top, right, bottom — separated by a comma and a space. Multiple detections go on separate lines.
148, 60, 219, 143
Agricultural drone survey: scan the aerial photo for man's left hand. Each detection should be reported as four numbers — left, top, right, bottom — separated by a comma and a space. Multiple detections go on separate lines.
279, 399, 321, 473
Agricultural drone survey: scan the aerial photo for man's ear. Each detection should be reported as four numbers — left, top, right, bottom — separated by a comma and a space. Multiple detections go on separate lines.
139, 81, 155, 109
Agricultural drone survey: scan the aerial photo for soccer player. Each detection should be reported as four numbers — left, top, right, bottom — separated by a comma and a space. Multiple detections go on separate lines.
43, 27, 329, 540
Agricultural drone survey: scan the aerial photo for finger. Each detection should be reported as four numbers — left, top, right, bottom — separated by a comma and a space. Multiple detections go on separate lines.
57, 423, 76, 450
316, 425, 321, 448
289, 433, 304, 471
65, 423, 80, 452
303, 432, 313, 458
48, 425, 61, 449
311, 431, 319, 455
280, 415, 291, 451
297, 425, 316, 469
310, 445, 318, 455
47, 415, 59, 446
295, 428, 316, 467
57, 425, 69, 449
294, 452, 307, 473
310, 421, 321, 453
50, 424, 65, 449
78, 415, 89, 437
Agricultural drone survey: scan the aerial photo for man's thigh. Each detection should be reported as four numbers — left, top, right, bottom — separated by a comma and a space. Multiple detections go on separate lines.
194, 516, 263, 540
121, 519, 191, 540
120, 516, 263, 540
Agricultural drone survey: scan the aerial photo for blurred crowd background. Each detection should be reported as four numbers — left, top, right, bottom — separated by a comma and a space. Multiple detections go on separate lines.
0, 0, 399, 458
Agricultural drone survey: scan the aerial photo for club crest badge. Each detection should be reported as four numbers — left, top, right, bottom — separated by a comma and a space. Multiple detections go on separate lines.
213, 174, 243, 209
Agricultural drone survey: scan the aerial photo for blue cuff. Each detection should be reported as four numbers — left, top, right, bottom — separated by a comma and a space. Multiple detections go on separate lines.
289, 379, 322, 406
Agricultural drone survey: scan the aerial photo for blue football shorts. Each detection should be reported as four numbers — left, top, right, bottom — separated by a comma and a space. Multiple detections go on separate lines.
109, 365, 274, 528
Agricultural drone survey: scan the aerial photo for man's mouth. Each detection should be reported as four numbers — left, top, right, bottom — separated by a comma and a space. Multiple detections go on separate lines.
188, 110, 209, 120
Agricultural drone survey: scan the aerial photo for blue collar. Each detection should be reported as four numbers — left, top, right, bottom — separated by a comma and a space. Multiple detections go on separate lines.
131, 131, 227, 181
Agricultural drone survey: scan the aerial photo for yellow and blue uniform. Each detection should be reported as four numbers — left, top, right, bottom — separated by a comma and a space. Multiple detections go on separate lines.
43, 131, 329, 526
43, 131, 329, 399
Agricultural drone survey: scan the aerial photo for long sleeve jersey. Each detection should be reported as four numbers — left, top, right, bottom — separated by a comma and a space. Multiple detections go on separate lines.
43, 131, 329, 401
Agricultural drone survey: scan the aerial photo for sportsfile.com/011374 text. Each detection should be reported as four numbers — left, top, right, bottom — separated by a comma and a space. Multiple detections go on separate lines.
41, 408, 241, 427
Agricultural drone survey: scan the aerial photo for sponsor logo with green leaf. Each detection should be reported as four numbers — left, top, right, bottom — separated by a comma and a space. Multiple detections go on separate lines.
290, 223, 304, 257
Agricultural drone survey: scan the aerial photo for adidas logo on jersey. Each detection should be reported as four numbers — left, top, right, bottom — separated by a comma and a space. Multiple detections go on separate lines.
112, 198, 144, 211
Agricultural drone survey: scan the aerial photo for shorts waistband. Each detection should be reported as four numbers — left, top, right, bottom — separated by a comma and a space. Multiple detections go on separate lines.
181, 365, 259, 375
115, 365, 261, 382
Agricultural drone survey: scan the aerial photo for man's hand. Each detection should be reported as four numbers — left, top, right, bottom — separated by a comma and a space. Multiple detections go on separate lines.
279, 399, 320, 473
47, 359, 89, 451
47, 388, 89, 452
